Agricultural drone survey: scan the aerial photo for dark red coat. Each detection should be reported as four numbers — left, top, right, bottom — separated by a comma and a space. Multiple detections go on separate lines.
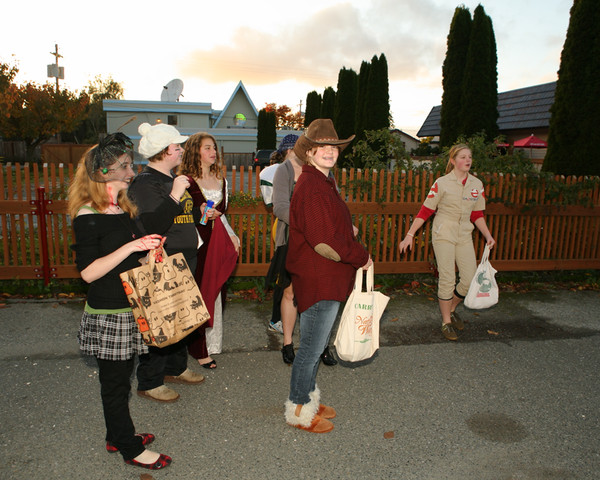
286, 165, 369, 313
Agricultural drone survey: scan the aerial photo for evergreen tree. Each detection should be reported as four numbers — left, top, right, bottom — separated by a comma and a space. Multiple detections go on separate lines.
484, 13, 499, 139
321, 87, 336, 120
334, 67, 358, 140
355, 60, 371, 141
376, 53, 391, 129
363, 54, 391, 132
440, 6, 472, 147
459, 4, 498, 140
543, 0, 600, 175
364, 55, 379, 130
304, 90, 322, 127
257, 109, 276, 149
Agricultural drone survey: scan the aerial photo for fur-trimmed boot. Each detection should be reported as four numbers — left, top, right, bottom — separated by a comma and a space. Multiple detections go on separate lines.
285, 391, 334, 433
310, 386, 336, 420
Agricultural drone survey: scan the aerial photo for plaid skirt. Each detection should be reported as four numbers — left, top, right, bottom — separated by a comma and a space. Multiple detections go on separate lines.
78, 310, 149, 361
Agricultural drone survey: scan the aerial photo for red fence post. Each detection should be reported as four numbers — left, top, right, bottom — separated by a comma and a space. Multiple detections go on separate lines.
30, 187, 53, 285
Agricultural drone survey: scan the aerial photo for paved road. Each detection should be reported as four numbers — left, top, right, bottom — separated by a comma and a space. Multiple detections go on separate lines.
1, 289, 599, 480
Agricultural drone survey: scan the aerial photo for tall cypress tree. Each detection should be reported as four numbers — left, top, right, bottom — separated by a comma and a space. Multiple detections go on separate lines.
321, 87, 336, 120
376, 53, 391, 129
304, 90, 322, 127
355, 60, 371, 141
364, 55, 380, 132
543, 0, 600, 175
334, 67, 358, 140
364, 54, 391, 132
257, 109, 267, 149
257, 108, 276, 149
459, 4, 498, 140
440, 6, 472, 147
484, 13, 499, 139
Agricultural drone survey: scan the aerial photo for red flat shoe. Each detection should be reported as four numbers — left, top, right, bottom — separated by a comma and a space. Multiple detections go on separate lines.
125, 453, 172, 470
106, 433, 155, 453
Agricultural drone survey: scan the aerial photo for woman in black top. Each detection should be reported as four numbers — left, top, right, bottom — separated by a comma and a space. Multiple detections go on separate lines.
69, 133, 170, 470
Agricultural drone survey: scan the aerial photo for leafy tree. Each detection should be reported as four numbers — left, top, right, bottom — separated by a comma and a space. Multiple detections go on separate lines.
0, 61, 89, 159
66, 75, 123, 143
459, 5, 498, 140
321, 86, 336, 120
355, 60, 371, 141
346, 128, 411, 170
304, 91, 322, 126
264, 103, 304, 130
286, 111, 304, 130
257, 108, 276, 149
0, 60, 18, 93
543, 0, 600, 175
0, 61, 20, 130
412, 137, 440, 156
440, 6, 472, 147
450, 132, 533, 176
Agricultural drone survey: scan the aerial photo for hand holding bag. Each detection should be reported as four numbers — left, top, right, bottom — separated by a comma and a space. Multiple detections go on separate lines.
464, 244, 499, 309
120, 245, 210, 347
334, 264, 390, 366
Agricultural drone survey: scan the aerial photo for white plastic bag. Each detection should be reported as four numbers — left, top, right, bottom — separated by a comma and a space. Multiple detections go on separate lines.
334, 265, 389, 363
464, 245, 498, 309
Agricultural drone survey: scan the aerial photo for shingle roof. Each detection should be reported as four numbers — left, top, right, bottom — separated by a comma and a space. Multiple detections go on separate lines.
416, 81, 556, 137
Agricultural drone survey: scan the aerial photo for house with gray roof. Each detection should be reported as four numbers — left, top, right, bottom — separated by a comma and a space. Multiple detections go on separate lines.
417, 81, 556, 152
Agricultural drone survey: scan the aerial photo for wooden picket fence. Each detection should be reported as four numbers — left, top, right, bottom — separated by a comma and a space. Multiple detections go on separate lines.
0, 162, 599, 282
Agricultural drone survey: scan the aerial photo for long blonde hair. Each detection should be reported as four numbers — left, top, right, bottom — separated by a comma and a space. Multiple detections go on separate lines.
445, 144, 471, 174
178, 132, 223, 179
68, 147, 138, 218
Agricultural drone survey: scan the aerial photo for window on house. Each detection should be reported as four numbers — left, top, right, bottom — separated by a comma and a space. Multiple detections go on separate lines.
234, 113, 246, 127
168, 115, 178, 126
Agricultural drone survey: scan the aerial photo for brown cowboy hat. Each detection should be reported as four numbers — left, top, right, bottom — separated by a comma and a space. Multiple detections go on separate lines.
293, 119, 355, 163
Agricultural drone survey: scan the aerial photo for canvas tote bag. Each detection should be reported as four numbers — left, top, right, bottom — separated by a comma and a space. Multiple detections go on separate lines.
120, 245, 210, 347
464, 245, 499, 309
334, 264, 390, 364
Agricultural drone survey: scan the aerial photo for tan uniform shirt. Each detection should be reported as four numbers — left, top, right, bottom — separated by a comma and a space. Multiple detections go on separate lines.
423, 172, 486, 244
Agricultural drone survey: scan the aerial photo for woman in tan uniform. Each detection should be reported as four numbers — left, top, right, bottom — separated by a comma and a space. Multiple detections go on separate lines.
399, 144, 496, 340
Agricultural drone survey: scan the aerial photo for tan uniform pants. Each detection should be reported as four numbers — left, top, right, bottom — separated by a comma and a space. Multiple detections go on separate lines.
432, 239, 477, 300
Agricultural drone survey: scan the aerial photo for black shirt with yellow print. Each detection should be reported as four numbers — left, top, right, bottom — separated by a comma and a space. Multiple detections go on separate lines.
128, 165, 200, 261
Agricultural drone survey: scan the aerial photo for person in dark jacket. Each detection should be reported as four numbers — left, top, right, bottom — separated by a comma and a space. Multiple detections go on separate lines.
69, 133, 171, 470
284, 119, 372, 433
127, 123, 205, 403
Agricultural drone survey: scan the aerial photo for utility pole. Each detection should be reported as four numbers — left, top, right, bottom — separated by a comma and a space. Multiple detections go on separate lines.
47, 43, 64, 90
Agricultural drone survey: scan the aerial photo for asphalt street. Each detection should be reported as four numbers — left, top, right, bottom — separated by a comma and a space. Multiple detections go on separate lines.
1, 289, 599, 480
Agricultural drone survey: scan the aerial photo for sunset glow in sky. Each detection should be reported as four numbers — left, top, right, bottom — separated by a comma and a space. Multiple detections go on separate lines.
2, 0, 572, 136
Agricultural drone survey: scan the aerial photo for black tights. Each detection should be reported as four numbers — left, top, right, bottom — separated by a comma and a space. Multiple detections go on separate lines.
97, 358, 144, 461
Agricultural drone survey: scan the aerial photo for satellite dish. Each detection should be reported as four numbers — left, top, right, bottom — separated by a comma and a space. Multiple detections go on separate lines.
161, 79, 184, 102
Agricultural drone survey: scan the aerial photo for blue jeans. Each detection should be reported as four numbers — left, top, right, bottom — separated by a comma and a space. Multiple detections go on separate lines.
289, 300, 340, 405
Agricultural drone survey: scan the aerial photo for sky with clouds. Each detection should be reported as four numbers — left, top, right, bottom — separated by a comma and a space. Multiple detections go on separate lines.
1, 0, 572, 136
